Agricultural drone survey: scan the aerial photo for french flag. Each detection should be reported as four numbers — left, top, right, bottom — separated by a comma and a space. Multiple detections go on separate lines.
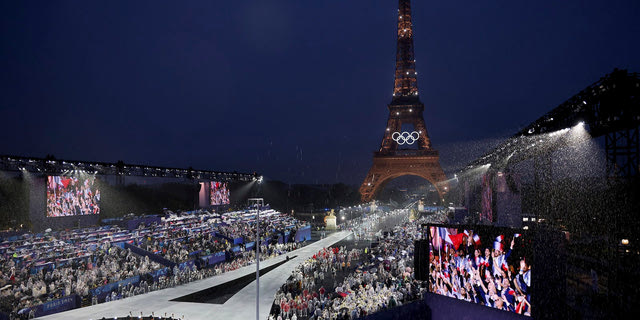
516, 299, 529, 314
494, 235, 504, 251
440, 227, 451, 248
447, 232, 465, 250
473, 234, 481, 245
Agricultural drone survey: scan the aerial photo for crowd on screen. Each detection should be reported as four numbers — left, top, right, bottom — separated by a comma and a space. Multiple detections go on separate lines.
210, 181, 229, 205
428, 228, 531, 316
269, 209, 437, 320
0, 208, 310, 318
46, 176, 100, 217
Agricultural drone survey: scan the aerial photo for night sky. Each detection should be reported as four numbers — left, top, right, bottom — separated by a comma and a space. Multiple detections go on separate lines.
1, 0, 639, 185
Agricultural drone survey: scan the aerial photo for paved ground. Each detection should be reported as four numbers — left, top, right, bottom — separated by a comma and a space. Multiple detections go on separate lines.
39, 231, 351, 320
172, 257, 297, 305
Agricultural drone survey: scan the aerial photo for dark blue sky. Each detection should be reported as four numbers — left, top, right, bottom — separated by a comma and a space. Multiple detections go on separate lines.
1, 0, 639, 184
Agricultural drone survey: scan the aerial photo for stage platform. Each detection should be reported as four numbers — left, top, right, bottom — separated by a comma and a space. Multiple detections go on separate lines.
40, 231, 350, 320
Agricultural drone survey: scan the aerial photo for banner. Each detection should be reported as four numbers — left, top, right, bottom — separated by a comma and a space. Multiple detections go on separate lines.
178, 260, 196, 270
31, 262, 55, 274
294, 225, 311, 242
148, 267, 169, 281
38, 294, 79, 316
112, 241, 126, 249
57, 255, 91, 268
90, 275, 140, 302
200, 251, 226, 266
126, 216, 161, 230
19, 294, 80, 318
124, 243, 175, 268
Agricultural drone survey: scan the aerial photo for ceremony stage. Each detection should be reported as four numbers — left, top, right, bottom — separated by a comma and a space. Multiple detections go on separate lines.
40, 231, 351, 320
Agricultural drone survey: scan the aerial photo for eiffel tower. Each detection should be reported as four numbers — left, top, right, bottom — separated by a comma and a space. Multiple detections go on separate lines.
360, 0, 448, 202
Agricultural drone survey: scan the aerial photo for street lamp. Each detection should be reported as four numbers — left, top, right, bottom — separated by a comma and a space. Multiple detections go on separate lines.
248, 197, 264, 320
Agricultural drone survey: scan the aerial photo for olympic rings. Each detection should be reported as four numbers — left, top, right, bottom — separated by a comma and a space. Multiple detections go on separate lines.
391, 131, 420, 145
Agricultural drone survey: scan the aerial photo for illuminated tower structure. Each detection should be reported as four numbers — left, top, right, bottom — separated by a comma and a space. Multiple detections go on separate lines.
359, 0, 448, 202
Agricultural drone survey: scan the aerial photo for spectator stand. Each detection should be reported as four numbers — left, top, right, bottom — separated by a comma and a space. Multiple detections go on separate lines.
0, 207, 311, 319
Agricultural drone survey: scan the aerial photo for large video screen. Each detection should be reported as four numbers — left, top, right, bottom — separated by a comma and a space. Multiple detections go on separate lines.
427, 225, 532, 316
210, 181, 229, 205
46, 176, 100, 217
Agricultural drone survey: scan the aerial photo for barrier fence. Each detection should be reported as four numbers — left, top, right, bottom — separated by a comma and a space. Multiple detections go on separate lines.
90, 275, 141, 302
124, 242, 176, 268
17, 294, 80, 318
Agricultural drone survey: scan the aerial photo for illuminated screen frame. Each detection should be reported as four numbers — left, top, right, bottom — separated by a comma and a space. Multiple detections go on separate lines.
426, 224, 532, 317
209, 181, 230, 205
46, 175, 101, 218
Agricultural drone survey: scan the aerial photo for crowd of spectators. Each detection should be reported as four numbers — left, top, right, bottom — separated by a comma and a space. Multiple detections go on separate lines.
216, 210, 307, 243
138, 209, 307, 264
269, 209, 440, 320
0, 207, 310, 319
270, 246, 363, 320
212, 242, 303, 275
0, 241, 162, 318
